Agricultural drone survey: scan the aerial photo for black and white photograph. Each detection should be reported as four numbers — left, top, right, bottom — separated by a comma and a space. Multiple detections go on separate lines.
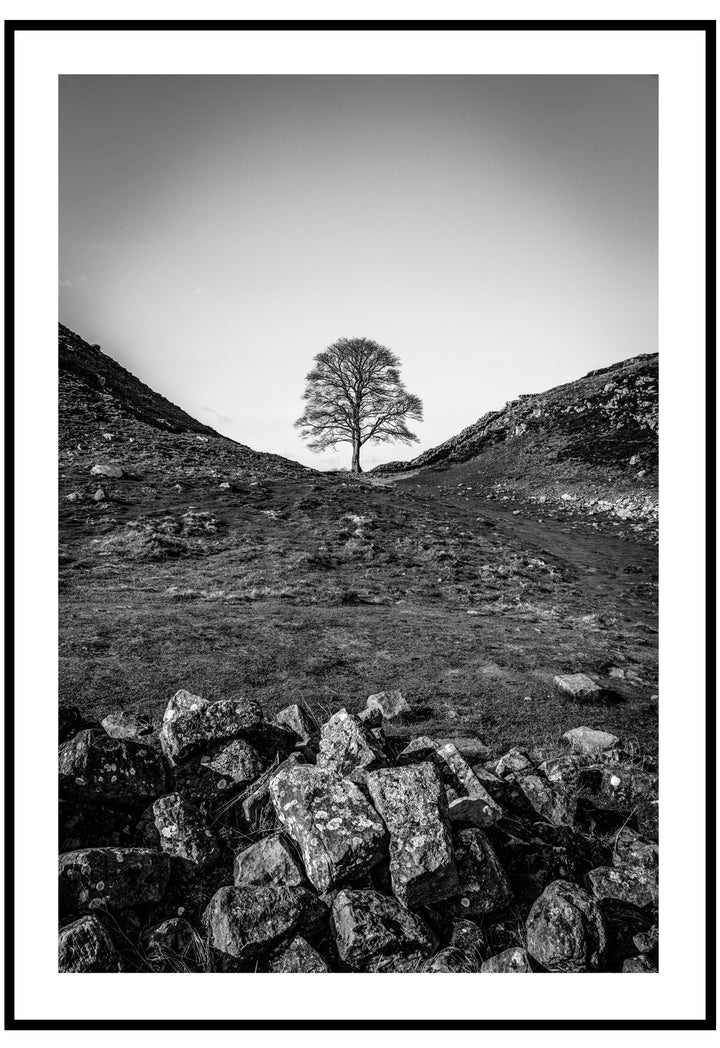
6, 18, 713, 1030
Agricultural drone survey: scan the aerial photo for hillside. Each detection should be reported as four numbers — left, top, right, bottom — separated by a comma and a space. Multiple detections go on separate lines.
59, 327, 658, 761
373, 354, 658, 527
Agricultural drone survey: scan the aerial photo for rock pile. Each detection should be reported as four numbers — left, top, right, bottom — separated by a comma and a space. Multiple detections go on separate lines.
58, 695, 658, 973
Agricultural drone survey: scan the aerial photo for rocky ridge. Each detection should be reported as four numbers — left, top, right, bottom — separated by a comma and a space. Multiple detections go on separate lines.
59, 688, 658, 974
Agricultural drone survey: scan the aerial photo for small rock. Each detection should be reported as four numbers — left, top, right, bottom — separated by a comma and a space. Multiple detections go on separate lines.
367, 763, 458, 908
481, 947, 533, 972
58, 915, 122, 972
90, 463, 124, 478
101, 710, 153, 742
159, 690, 263, 766
269, 764, 388, 892
203, 884, 327, 962
436, 742, 503, 827
364, 690, 410, 721
452, 828, 513, 918
273, 703, 318, 740
622, 954, 657, 972
538, 754, 583, 791
138, 793, 219, 872
587, 865, 658, 908
316, 709, 385, 780
633, 924, 658, 954
93, 487, 106, 501
241, 754, 301, 831
554, 674, 604, 702
59, 729, 166, 808
143, 918, 204, 971
331, 889, 437, 971
268, 935, 329, 972
234, 832, 306, 888
525, 879, 608, 972
563, 727, 619, 754
59, 847, 172, 915
435, 736, 491, 762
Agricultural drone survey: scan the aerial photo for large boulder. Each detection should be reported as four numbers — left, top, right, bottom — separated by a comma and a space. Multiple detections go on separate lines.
58, 915, 122, 972
481, 947, 533, 972
138, 793, 219, 873
452, 828, 512, 918
366, 763, 458, 908
269, 764, 388, 892
268, 935, 330, 973
525, 879, 608, 972
159, 690, 263, 766
316, 709, 385, 780
331, 888, 437, 971
59, 729, 166, 808
233, 833, 306, 888
203, 885, 328, 962
59, 847, 172, 915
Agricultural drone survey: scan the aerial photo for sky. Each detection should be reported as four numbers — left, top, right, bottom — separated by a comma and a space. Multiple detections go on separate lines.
59, 75, 657, 471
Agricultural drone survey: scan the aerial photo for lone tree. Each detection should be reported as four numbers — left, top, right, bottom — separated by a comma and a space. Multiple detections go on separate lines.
295, 337, 423, 474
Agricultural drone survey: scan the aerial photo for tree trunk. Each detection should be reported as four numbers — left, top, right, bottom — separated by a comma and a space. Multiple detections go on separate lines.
351, 435, 362, 473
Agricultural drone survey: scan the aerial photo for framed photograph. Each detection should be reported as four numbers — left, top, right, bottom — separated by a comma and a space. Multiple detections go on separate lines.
5, 16, 715, 1030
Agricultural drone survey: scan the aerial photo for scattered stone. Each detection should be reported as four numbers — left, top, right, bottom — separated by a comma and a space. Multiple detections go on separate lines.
59, 847, 172, 915
58, 915, 122, 972
554, 674, 604, 702
159, 690, 263, 766
268, 935, 329, 973
90, 463, 124, 478
316, 709, 385, 780
234, 832, 306, 888
273, 703, 318, 740
101, 710, 153, 742
138, 793, 219, 872
452, 828, 513, 918
481, 947, 533, 972
365, 690, 410, 721
513, 774, 576, 828
622, 954, 657, 973
367, 763, 458, 908
525, 879, 608, 972
436, 736, 491, 762
270, 763, 388, 892
563, 726, 619, 754
93, 487, 106, 502
331, 889, 437, 971
538, 754, 583, 791
203, 885, 327, 962
59, 729, 166, 808
587, 865, 658, 908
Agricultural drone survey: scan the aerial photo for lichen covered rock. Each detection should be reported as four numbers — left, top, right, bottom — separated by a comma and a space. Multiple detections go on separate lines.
138, 792, 219, 872
316, 709, 386, 780
59, 729, 166, 808
159, 690, 263, 766
331, 888, 437, 971
587, 864, 658, 908
273, 703, 318, 740
525, 879, 608, 972
59, 847, 172, 915
268, 935, 329, 972
269, 764, 388, 892
481, 946, 533, 972
203, 884, 328, 962
367, 763, 458, 908
58, 915, 122, 972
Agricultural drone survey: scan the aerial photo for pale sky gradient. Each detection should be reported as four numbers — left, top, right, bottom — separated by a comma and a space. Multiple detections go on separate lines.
59, 75, 657, 470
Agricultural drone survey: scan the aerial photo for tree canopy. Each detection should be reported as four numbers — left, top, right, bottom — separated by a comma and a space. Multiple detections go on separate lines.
295, 337, 423, 473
